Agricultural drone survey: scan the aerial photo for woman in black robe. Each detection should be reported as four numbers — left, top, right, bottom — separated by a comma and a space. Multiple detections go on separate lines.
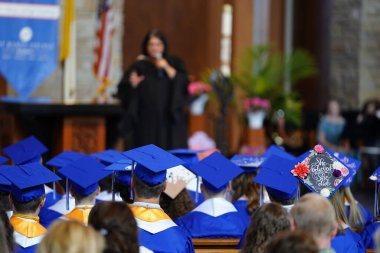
116, 30, 189, 149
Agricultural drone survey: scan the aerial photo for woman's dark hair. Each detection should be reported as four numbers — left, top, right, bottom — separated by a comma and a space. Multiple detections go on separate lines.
160, 189, 195, 221
0, 209, 14, 253
89, 201, 138, 253
141, 30, 169, 58
241, 203, 290, 253
265, 230, 319, 253
231, 173, 260, 213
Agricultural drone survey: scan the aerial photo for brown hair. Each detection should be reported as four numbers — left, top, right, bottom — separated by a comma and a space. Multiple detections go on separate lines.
241, 203, 290, 253
231, 173, 260, 213
343, 187, 365, 231
0, 209, 14, 253
329, 187, 348, 233
89, 201, 139, 253
37, 220, 104, 253
265, 230, 319, 253
160, 189, 195, 221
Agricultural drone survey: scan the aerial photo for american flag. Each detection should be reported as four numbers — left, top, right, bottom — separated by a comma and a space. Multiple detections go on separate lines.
93, 0, 114, 88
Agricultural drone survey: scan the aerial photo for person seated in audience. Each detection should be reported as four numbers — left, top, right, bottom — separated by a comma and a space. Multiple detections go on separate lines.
123, 144, 195, 252
176, 152, 246, 238
292, 145, 365, 253
39, 151, 84, 227
3, 136, 61, 211
89, 201, 139, 253
0, 163, 60, 253
36, 220, 105, 253
290, 193, 338, 253
331, 151, 373, 230
360, 166, 380, 249
265, 230, 319, 253
254, 154, 298, 212
230, 155, 261, 226
241, 203, 290, 253
57, 156, 111, 225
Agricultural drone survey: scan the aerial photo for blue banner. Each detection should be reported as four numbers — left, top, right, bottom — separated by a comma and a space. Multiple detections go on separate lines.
0, 0, 59, 98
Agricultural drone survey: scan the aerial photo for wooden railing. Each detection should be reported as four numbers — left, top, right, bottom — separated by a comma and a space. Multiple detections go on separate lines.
192, 238, 240, 253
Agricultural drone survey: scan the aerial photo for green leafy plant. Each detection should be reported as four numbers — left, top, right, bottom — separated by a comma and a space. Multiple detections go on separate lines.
232, 44, 317, 126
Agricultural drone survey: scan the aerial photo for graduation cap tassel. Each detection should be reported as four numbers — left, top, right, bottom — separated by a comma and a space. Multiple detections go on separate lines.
66, 178, 70, 211
375, 182, 379, 218
296, 181, 300, 201
52, 168, 57, 200
130, 161, 135, 202
259, 185, 263, 207
111, 171, 116, 201
195, 176, 200, 204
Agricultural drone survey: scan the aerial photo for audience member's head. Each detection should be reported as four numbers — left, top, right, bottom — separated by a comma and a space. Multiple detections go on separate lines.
231, 173, 259, 213
160, 189, 194, 221
0, 209, 14, 253
241, 203, 290, 253
374, 226, 380, 253
265, 230, 319, 253
133, 174, 166, 201
290, 193, 337, 250
37, 220, 105, 253
89, 201, 139, 253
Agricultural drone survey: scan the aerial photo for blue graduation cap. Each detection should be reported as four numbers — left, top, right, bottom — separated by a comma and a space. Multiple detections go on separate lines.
92, 149, 127, 166
188, 152, 244, 192
123, 144, 185, 186
104, 159, 133, 201
0, 163, 61, 202
3, 136, 48, 165
292, 144, 353, 198
254, 155, 298, 202
59, 155, 112, 196
104, 159, 133, 172
0, 155, 8, 165
46, 151, 85, 169
169, 149, 202, 166
262, 145, 295, 161
117, 171, 132, 187
230, 155, 264, 173
0, 171, 11, 192
330, 151, 361, 187
369, 167, 380, 217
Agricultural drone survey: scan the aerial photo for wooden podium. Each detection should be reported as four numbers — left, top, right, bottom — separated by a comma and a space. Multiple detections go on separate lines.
0, 99, 122, 156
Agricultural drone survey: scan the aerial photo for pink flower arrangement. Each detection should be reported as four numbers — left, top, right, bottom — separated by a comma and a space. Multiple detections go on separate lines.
243, 97, 271, 112
188, 82, 211, 96
291, 163, 311, 179
314, 144, 324, 154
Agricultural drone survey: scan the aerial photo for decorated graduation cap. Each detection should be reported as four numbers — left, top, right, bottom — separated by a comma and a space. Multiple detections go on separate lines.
262, 145, 295, 161
165, 165, 196, 199
123, 144, 185, 186
0, 155, 8, 165
92, 149, 127, 166
230, 155, 264, 173
0, 163, 61, 202
369, 167, 380, 217
330, 151, 361, 187
169, 149, 202, 167
291, 144, 352, 198
187, 152, 243, 192
46, 151, 85, 169
3, 136, 48, 165
254, 155, 298, 203
59, 155, 112, 196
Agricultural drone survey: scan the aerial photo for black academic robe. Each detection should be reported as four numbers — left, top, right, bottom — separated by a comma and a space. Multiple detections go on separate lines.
116, 56, 189, 149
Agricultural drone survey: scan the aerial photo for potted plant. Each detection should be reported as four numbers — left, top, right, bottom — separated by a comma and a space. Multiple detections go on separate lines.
188, 81, 212, 115
232, 44, 317, 127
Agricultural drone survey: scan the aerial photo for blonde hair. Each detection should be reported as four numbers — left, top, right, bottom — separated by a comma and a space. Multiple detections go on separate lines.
37, 220, 105, 253
343, 187, 365, 231
329, 188, 347, 233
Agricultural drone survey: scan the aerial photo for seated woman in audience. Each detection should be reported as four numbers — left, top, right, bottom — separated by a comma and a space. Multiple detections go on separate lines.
317, 99, 346, 151
241, 203, 290, 253
88, 201, 139, 253
265, 230, 319, 253
37, 220, 105, 253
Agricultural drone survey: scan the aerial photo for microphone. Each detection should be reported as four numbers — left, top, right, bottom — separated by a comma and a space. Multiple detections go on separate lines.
155, 53, 164, 78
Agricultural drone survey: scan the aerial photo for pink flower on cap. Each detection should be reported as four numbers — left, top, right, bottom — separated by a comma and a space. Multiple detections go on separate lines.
314, 144, 324, 154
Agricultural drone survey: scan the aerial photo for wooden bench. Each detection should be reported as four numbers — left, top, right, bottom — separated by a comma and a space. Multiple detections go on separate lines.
366, 249, 375, 253
192, 238, 240, 253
